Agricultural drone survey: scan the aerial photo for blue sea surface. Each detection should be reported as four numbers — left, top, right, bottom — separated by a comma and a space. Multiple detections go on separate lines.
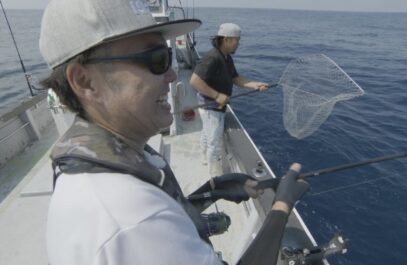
1, 7, 407, 265
192, 8, 407, 265
0, 10, 46, 112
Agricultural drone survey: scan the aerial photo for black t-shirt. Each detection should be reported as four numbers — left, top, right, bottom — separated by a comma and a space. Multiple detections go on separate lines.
194, 48, 238, 112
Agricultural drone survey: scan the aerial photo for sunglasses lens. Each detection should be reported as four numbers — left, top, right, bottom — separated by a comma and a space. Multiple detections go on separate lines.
86, 46, 172, 75
149, 48, 171, 74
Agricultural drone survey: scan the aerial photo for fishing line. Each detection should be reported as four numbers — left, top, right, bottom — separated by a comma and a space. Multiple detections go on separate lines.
0, 0, 35, 96
308, 174, 402, 196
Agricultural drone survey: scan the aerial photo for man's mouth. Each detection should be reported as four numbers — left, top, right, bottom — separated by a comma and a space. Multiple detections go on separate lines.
156, 94, 171, 111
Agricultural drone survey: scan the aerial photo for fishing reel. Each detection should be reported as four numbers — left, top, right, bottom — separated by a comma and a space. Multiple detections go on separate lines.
201, 212, 231, 236
281, 233, 349, 265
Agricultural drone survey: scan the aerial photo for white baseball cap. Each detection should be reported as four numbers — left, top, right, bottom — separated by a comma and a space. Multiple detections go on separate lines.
217, 23, 241, 38
39, 0, 201, 69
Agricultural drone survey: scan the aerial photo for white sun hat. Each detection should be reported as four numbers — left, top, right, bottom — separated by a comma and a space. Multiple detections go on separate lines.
39, 0, 201, 69
217, 23, 241, 38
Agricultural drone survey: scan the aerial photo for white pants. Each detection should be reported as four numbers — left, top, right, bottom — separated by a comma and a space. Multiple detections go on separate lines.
199, 109, 225, 165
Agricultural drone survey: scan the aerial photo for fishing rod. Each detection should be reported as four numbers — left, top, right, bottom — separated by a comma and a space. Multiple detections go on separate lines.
300, 152, 407, 178
0, 0, 34, 96
188, 152, 407, 201
256, 152, 407, 189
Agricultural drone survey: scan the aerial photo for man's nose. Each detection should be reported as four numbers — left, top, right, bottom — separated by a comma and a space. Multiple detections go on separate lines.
165, 67, 177, 83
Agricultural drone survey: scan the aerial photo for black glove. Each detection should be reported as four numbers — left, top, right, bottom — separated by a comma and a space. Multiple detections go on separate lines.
208, 188, 248, 203
213, 173, 255, 189
274, 169, 309, 209
213, 173, 256, 203
189, 173, 255, 203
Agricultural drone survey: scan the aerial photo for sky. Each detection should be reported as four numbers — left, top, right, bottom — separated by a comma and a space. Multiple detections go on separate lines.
1, 0, 407, 13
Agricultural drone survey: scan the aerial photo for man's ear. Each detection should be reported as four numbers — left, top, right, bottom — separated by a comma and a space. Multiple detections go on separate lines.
66, 63, 100, 101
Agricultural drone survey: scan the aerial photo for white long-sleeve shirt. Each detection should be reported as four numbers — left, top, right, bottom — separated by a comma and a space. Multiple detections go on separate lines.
47, 172, 223, 265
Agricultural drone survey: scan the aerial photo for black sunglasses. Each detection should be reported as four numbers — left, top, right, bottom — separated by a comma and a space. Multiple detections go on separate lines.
85, 45, 172, 75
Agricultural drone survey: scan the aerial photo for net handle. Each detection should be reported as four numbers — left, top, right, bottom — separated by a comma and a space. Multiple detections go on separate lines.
179, 82, 279, 114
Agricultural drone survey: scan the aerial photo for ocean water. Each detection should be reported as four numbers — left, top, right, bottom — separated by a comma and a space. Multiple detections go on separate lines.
0, 10, 46, 112
1, 7, 407, 265
192, 8, 407, 265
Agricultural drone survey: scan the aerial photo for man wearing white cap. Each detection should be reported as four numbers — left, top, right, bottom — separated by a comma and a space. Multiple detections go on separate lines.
40, 1, 308, 264
190, 23, 269, 177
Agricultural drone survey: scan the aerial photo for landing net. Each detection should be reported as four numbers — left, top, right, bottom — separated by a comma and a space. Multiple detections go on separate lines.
280, 54, 364, 139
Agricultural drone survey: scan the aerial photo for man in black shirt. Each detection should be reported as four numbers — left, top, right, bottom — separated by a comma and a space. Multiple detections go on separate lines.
190, 23, 269, 177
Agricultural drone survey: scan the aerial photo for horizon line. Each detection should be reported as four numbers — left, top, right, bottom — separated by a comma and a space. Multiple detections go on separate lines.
2, 6, 407, 14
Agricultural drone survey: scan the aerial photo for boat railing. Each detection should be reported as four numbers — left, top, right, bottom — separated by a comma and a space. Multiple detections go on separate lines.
169, 6, 186, 20
0, 95, 54, 167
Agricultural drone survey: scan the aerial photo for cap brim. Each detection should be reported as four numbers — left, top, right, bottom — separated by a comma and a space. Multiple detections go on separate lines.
106, 18, 201, 43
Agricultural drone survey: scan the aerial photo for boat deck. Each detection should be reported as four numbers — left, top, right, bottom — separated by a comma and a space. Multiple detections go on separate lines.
165, 67, 265, 263
0, 109, 321, 265
0, 120, 256, 265
163, 115, 262, 264
0, 124, 57, 265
